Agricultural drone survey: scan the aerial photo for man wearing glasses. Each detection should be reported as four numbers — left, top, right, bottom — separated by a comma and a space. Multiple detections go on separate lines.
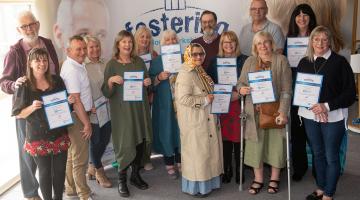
239, 0, 285, 56
0, 11, 59, 200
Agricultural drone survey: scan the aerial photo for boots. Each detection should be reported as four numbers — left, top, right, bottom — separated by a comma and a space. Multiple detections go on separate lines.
87, 163, 96, 180
222, 141, 233, 183
95, 167, 112, 188
118, 170, 129, 197
130, 164, 149, 190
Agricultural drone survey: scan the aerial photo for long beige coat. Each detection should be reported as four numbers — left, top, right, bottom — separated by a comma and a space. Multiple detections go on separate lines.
175, 64, 223, 182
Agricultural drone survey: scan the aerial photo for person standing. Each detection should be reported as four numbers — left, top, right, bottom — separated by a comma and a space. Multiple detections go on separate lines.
0, 11, 59, 200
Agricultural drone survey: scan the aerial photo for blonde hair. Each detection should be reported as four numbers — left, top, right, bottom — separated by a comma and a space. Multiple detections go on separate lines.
305, 26, 335, 62
112, 30, 136, 60
251, 31, 276, 56
134, 26, 154, 55
160, 29, 179, 46
218, 31, 241, 57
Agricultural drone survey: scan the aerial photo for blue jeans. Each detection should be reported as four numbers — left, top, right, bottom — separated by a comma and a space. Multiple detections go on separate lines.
303, 118, 345, 197
16, 119, 39, 198
90, 122, 111, 168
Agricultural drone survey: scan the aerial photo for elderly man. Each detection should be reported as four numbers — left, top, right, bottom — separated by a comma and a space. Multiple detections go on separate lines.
191, 10, 221, 71
60, 35, 93, 200
0, 11, 59, 200
53, 0, 110, 60
239, 0, 285, 56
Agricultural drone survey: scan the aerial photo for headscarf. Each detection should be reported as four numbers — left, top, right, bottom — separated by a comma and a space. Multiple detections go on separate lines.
183, 43, 214, 94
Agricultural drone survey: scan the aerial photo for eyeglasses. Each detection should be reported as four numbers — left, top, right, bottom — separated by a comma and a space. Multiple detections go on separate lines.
312, 38, 329, 44
191, 52, 205, 57
18, 21, 38, 30
256, 40, 272, 46
250, 7, 266, 12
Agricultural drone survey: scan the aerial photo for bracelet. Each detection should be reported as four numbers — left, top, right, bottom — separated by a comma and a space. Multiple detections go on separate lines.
156, 75, 161, 82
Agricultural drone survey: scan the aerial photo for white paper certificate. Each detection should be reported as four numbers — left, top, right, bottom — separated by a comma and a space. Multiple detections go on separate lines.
41, 90, 73, 130
287, 37, 309, 67
123, 71, 144, 101
140, 53, 152, 70
248, 70, 276, 104
211, 84, 233, 114
217, 58, 238, 86
94, 96, 110, 127
293, 73, 323, 108
161, 44, 182, 73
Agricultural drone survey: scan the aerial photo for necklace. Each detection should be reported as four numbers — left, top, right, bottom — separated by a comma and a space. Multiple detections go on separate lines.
313, 58, 327, 74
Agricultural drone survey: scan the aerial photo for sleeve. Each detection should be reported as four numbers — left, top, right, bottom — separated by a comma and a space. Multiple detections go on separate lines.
60, 67, 81, 94
236, 58, 251, 91
207, 58, 218, 84
11, 84, 30, 116
149, 56, 161, 91
175, 71, 206, 109
278, 56, 292, 114
101, 61, 116, 98
0, 50, 18, 94
272, 25, 285, 50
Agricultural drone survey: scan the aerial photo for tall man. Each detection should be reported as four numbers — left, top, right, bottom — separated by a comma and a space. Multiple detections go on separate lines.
0, 11, 59, 200
239, 0, 285, 56
60, 35, 93, 200
191, 10, 221, 71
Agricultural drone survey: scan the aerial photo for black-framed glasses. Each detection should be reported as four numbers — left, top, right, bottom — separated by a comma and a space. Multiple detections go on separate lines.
19, 21, 38, 30
191, 52, 205, 57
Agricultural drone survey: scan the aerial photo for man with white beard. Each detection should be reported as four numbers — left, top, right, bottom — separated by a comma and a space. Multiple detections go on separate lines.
191, 10, 221, 71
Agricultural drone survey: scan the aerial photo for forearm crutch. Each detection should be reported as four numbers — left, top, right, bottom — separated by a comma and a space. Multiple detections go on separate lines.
238, 95, 247, 191
285, 122, 291, 200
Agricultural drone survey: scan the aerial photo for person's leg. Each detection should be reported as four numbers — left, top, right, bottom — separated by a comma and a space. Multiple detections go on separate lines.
33, 155, 52, 200
52, 151, 67, 200
97, 121, 112, 166
16, 119, 39, 198
90, 123, 102, 169
222, 140, 233, 183
234, 142, 243, 184
174, 148, 181, 172
321, 120, 345, 198
130, 141, 149, 189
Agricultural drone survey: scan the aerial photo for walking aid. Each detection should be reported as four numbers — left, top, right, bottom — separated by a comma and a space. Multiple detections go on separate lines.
238, 95, 247, 191
285, 123, 291, 200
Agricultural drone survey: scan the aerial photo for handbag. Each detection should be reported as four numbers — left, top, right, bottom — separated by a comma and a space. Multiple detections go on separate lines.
259, 101, 285, 129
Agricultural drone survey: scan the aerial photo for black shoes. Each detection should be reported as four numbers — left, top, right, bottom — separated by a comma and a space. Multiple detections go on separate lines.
292, 172, 305, 182
118, 172, 130, 197
130, 164, 149, 190
306, 191, 323, 200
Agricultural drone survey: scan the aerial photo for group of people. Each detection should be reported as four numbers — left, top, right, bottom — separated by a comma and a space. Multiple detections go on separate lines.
0, 1, 356, 200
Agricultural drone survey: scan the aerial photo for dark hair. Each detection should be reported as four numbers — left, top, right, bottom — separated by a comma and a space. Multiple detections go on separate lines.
200, 10, 217, 22
287, 4, 317, 37
26, 48, 53, 91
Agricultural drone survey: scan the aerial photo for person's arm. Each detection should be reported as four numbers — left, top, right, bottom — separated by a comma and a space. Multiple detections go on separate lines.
16, 100, 42, 119
0, 50, 22, 94
71, 93, 92, 139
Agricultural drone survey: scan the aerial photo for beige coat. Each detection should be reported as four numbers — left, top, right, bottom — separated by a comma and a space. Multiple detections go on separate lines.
175, 64, 223, 181
236, 54, 292, 141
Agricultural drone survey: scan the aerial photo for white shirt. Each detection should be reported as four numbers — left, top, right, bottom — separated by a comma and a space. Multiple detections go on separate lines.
60, 56, 93, 112
298, 49, 348, 123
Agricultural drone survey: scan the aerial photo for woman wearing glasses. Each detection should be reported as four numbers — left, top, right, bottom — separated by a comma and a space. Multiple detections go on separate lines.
175, 43, 223, 197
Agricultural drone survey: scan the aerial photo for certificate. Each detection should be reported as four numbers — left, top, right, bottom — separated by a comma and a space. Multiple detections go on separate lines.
211, 84, 233, 114
248, 70, 275, 104
123, 71, 144, 101
217, 58, 238, 86
161, 44, 182, 73
94, 96, 110, 127
41, 90, 73, 130
293, 72, 323, 108
287, 37, 309, 67
140, 53, 151, 70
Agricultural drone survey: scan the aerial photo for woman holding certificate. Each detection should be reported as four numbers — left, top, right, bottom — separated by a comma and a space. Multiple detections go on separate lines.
286, 3, 317, 182
84, 35, 112, 188
207, 31, 248, 184
149, 30, 181, 179
237, 31, 292, 195
102, 30, 152, 197
175, 43, 223, 197
12, 48, 74, 200
296, 26, 356, 200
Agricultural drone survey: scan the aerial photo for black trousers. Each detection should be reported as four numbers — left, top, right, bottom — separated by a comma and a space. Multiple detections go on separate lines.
33, 151, 67, 200
163, 148, 181, 166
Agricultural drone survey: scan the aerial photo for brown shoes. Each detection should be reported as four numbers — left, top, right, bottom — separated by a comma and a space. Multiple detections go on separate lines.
95, 167, 112, 188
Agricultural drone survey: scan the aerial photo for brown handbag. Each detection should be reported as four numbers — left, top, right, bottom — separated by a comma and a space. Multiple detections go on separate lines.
259, 101, 285, 129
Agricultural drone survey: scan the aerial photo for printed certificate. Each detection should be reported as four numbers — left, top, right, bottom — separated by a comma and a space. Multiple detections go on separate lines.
94, 96, 110, 127
217, 58, 238, 86
211, 84, 233, 114
293, 72, 323, 108
41, 90, 73, 130
123, 71, 144, 101
248, 70, 276, 104
161, 44, 182, 73
140, 53, 152, 70
287, 37, 309, 67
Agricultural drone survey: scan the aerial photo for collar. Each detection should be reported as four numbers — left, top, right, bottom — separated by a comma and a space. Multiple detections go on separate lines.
84, 57, 105, 64
314, 49, 331, 60
66, 56, 86, 68
252, 19, 269, 32
21, 38, 43, 53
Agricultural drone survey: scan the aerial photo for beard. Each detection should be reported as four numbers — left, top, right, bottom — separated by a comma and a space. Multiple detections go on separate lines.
23, 32, 39, 43
203, 28, 215, 37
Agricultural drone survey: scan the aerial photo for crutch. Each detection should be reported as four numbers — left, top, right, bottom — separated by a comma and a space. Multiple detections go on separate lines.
285, 122, 291, 200
238, 95, 247, 191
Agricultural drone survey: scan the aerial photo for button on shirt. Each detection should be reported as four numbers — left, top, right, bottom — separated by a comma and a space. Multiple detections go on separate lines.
60, 56, 92, 111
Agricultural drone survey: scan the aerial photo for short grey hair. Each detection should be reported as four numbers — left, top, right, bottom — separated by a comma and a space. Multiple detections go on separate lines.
160, 30, 179, 46
17, 10, 37, 26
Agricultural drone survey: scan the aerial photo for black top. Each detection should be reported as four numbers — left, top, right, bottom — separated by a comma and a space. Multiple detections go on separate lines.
207, 55, 248, 84
296, 52, 356, 111
12, 75, 69, 142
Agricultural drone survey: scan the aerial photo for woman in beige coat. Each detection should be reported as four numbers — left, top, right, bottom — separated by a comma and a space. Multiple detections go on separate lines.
175, 43, 223, 197
237, 31, 292, 195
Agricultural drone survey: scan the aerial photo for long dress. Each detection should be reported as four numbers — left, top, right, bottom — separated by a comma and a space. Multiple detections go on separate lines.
102, 56, 152, 171
149, 55, 180, 157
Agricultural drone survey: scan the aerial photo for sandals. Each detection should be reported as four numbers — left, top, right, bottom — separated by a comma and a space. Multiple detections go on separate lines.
248, 181, 264, 195
166, 165, 178, 179
267, 180, 280, 194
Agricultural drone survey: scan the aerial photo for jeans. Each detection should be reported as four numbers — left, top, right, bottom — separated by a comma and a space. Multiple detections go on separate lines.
33, 151, 67, 200
303, 118, 345, 197
16, 119, 39, 198
90, 122, 112, 168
